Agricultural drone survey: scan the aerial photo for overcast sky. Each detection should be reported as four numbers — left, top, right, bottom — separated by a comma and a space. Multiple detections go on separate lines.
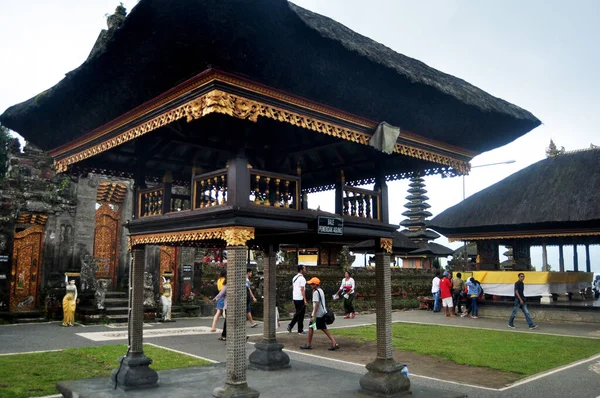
1, 0, 598, 271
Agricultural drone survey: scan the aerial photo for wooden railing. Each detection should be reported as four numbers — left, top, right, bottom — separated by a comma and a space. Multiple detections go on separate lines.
249, 169, 299, 210
343, 186, 380, 219
138, 186, 164, 217
192, 169, 228, 210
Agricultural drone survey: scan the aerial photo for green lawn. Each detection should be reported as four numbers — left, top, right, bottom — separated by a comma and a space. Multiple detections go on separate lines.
0, 344, 210, 398
334, 323, 600, 376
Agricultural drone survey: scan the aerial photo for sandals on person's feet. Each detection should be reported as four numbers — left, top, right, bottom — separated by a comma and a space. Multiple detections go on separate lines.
299, 344, 312, 349
328, 344, 340, 351
218, 337, 226, 341
250, 323, 258, 328
210, 328, 217, 332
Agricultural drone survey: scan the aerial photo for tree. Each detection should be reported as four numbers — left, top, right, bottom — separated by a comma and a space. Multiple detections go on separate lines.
0, 124, 11, 179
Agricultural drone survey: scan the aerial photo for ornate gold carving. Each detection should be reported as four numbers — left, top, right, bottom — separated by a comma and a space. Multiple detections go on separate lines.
96, 182, 127, 204
52, 70, 473, 175
380, 238, 393, 253
223, 227, 255, 246
16, 213, 48, 226
128, 226, 255, 250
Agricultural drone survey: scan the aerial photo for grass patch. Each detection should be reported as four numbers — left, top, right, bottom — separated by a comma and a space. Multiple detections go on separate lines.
0, 344, 210, 398
334, 323, 600, 376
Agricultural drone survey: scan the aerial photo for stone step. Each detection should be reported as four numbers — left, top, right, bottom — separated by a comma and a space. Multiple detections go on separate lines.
14, 317, 47, 324
105, 291, 128, 298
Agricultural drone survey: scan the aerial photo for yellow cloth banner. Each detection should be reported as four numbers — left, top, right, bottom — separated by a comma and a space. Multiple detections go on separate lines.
472, 271, 593, 285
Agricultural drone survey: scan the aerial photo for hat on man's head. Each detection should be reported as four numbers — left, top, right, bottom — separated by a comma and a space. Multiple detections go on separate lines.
306, 277, 320, 285
443, 271, 450, 277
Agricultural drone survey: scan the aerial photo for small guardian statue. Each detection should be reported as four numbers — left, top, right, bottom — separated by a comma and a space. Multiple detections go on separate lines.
95, 279, 108, 310
160, 277, 173, 322
143, 272, 156, 307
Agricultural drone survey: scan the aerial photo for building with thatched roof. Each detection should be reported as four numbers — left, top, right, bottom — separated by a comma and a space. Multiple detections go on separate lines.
0, 0, 540, 395
429, 142, 600, 272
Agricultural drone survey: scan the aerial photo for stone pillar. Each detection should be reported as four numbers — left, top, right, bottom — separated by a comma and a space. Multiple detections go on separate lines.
559, 245, 565, 272
111, 245, 158, 390
214, 228, 259, 398
249, 245, 289, 370
585, 244, 591, 273
360, 238, 410, 397
573, 245, 579, 272
542, 243, 548, 271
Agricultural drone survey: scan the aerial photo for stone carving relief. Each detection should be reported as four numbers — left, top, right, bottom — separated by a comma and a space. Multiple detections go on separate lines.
95, 279, 109, 310
143, 271, 156, 307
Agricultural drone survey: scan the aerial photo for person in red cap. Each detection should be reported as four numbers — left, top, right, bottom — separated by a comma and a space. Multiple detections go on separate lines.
300, 277, 340, 351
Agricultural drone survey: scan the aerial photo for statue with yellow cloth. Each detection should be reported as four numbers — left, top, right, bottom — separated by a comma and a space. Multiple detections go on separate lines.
62, 274, 78, 327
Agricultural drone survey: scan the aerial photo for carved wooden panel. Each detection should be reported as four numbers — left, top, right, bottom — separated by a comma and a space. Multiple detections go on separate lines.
10, 225, 44, 312
93, 203, 120, 285
159, 246, 177, 299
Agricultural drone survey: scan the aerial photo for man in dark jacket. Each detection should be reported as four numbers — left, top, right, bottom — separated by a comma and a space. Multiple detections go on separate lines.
508, 273, 537, 329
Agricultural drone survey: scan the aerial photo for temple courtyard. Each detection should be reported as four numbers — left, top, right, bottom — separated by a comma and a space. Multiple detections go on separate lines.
1, 310, 599, 398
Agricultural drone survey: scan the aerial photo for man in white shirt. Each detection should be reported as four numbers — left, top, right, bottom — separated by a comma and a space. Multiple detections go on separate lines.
431, 271, 441, 312
287, 265, 307, 335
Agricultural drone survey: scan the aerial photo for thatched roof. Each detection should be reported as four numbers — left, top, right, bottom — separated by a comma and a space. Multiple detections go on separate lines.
349, 231, 419, 253
408, 242, 454, 257
1, 0, 539, 153
429, 147, 600, 234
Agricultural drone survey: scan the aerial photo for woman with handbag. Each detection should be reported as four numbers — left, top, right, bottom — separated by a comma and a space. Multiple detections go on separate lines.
335, 271, 356, 319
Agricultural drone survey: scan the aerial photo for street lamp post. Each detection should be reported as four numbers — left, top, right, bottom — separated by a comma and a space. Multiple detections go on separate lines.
461, 160, 516, 269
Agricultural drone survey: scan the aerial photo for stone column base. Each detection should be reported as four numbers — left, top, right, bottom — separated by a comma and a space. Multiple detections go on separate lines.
540, 294, 552, 304
110, 353, 158, 391
359, 359, 410, 398
249, 340, 290, 371
213, 382, 260, 398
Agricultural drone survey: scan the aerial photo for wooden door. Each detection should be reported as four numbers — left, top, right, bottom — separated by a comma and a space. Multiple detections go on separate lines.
93, 203, 120, 286
10, 225, 44, 312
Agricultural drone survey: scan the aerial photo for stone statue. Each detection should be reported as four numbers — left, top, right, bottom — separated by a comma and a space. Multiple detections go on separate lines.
80, 255, 97, 292
143, 272, 156, 307
62, 275, 78, 326
95, 279, 108, 310
160, 277, 172, 322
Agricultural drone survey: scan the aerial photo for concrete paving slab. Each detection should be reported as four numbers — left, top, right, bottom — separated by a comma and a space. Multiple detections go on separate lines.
57, 361, 467, 398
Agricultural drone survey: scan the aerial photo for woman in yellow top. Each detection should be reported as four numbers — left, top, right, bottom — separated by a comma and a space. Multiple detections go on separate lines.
210, 269, 227, 332
62, 274, 78, 327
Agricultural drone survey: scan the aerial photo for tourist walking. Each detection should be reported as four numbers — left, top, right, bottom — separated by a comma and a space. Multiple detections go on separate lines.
466, 277, 481, 319
335, 270, 356, 319
508, 273, 537, 329
300, 277, 340, 351
62, 274, 78, 327
287, 265, 308, 334
440, 271, 454, 317
451, 272, 465, 315
212, 278, 228, 341
431, 271, 441, 312
210, 269, 227, 332
246, 269, 259, 328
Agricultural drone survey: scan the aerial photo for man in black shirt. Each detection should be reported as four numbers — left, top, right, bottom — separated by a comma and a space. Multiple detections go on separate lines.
508, 273, 537, 329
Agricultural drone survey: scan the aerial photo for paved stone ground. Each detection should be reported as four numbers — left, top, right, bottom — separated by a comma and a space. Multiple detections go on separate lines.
2, 310, 600, 398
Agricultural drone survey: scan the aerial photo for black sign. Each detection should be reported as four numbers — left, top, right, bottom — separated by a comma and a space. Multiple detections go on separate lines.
183, 265, 192, 272
0, 255, 8, 262
317, 216, 343, 235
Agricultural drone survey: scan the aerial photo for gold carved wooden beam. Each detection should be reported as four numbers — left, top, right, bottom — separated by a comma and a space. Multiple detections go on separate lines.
128, 226, 255, 250
52, 70, 473, 174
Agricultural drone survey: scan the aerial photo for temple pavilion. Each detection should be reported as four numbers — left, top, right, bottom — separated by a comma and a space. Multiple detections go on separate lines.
429, 142, 598, 301
0, 1, 540, 396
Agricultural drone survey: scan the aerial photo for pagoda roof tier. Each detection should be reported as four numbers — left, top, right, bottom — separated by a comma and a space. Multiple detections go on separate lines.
429, 146, 600, 242
401, 210, 433, 218
407, 188, 427, 194
403, 228, 440, 239
405, 194, 430, 201
404, 202, 431, 210
1, 0, 539, 167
